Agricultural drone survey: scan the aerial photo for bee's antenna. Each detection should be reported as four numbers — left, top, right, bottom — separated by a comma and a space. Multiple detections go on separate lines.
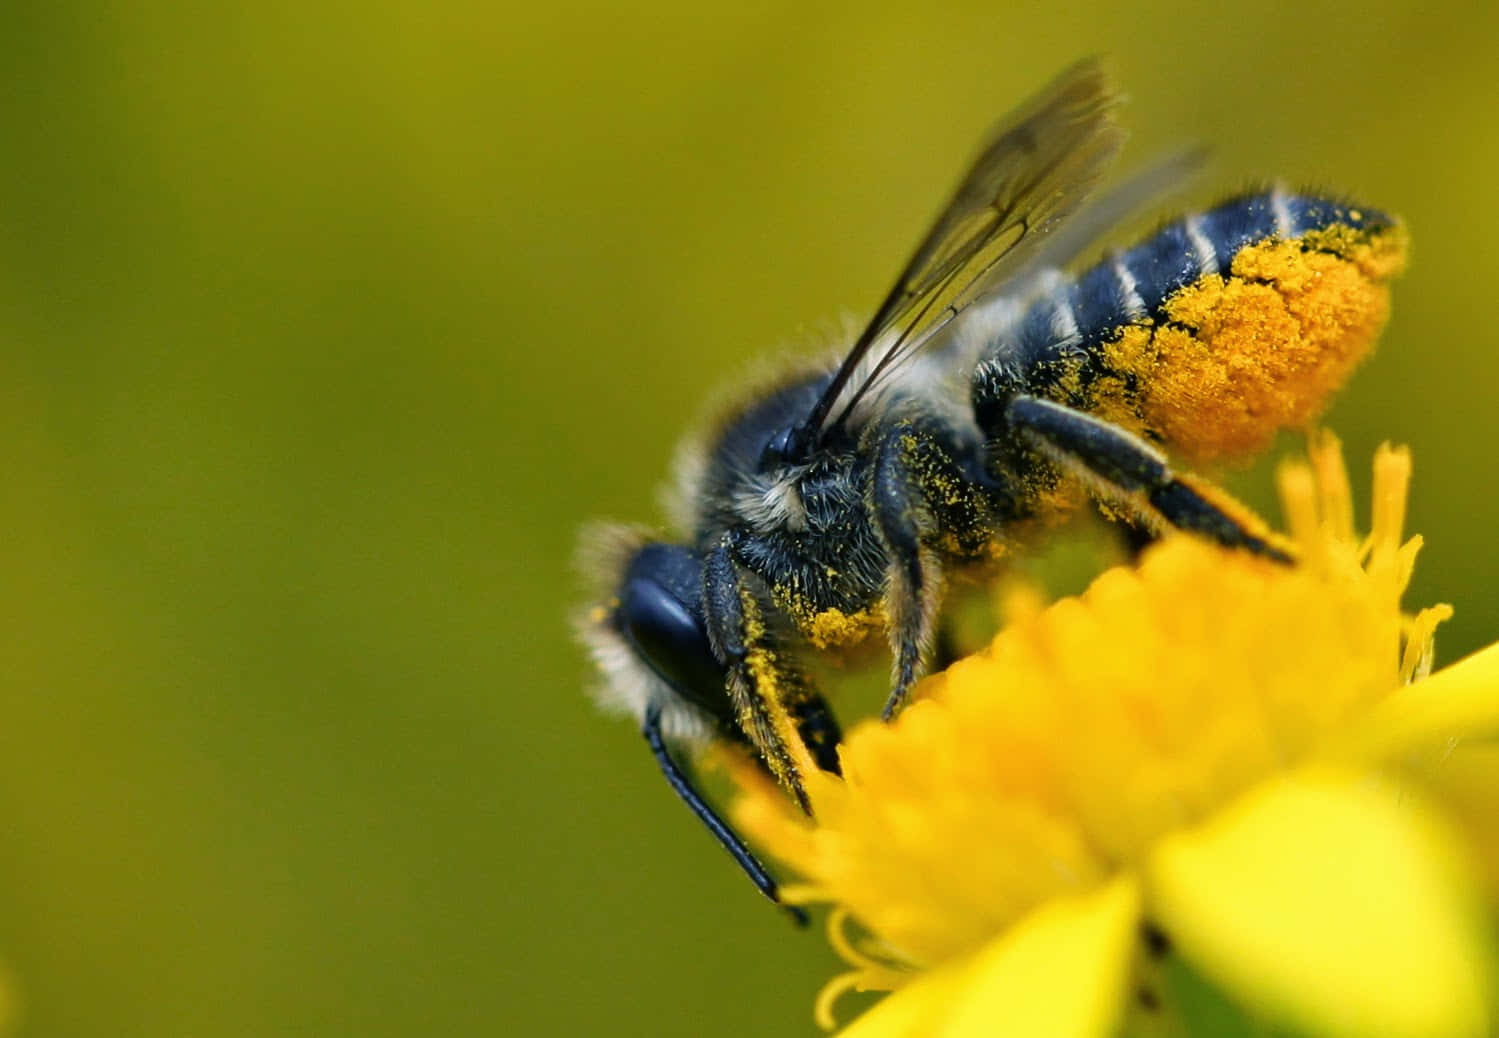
642, 703, 808, 926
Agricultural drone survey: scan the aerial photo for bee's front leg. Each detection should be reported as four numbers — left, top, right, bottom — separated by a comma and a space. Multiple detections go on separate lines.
703, 539, 842, 813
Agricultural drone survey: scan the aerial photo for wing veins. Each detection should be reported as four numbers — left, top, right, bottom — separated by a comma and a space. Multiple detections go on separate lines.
792, 58, 1126, 452
827, 109, 1117, 430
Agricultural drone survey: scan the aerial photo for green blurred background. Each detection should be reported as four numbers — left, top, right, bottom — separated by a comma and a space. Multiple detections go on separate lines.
1, 1, 1496, 1035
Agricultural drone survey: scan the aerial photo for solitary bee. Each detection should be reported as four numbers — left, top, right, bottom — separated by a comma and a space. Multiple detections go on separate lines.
577, 60, 1405, 915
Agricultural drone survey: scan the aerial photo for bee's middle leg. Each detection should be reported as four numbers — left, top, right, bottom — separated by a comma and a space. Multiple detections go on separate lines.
870, 417, 992, 719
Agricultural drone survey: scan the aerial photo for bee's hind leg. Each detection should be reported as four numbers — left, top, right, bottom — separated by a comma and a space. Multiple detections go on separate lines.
1095, 499, 1160, 561
1004, 394, 1291, 563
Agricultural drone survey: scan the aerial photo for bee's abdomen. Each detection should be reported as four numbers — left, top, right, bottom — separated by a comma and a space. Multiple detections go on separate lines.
978, 188, 1407, 462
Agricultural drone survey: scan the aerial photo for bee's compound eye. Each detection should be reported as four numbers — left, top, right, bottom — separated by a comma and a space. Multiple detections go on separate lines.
615, 547, 733, 725
758, 426, 797, 471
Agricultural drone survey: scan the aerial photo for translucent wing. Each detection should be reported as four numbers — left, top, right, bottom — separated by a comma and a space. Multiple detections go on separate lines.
794, 59, 1127, 450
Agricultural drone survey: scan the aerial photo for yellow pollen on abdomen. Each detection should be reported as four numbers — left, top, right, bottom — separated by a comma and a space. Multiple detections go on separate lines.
1102, 225, 1408, 463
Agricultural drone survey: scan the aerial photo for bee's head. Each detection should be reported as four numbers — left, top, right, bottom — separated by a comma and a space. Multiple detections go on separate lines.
575, 526, 735, 742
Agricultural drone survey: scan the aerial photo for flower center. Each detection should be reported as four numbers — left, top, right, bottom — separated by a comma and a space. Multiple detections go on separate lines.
729, 434, 1449, 973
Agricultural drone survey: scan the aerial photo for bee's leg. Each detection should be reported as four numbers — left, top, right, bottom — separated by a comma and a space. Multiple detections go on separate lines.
1103, 504, 1160, 560
1004, 395, 1291, 562
703, 540, 842, 814
871, 417, 983, 720
931, 621, 963, 672
641, 702, 808, 925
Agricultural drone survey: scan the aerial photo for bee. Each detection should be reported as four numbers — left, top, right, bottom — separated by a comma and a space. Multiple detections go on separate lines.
576, 60, 1405, 917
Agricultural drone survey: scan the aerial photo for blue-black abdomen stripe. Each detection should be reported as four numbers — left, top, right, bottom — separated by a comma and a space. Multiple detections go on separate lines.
1113, 189, 1392, 313
1192, 192, 1281, 264
1072, 259, 1142, 344
1003, 189, 1393, 390
1123, 220, 1204, 312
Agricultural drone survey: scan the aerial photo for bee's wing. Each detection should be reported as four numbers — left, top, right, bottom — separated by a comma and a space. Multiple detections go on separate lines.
1006, 145, 1206, 293
800, 58, 1126, 444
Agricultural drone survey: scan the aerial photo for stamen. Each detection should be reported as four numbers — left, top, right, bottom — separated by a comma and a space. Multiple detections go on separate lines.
1275, 458, 1320, 554
1401, 604, 1454, 684
813, 971, 871, 1032
814, 908, 913, 1029
1370, 443, 1412, 568
1310, 430, 1355, 545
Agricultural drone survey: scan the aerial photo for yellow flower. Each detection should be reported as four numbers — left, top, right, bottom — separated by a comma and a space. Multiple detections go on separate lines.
728, 434, 1499, 1038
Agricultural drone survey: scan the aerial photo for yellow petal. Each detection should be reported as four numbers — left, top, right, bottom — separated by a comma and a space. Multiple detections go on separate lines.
1414, 739, 1499, 901
840, 877, 1139, 1038
1147, 766, 1491, 1038
1347, 642, 1499, 760
833, 959, 973, 1038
